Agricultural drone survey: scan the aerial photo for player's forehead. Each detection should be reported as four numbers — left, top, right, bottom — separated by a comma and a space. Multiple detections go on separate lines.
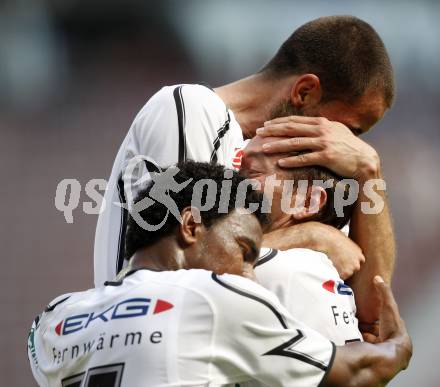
321, 89, 387, 134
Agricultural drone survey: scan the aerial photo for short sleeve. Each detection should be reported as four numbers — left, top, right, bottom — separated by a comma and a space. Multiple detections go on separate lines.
209, 273, 335, 387
123, 84, 231, 199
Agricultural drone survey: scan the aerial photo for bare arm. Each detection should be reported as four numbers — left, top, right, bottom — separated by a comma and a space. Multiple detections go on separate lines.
259, 116, 396, 322
263, 222, 365, 280
347, 166, 396, 323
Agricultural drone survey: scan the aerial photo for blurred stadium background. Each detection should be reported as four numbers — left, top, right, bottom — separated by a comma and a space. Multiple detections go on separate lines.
1, 0, 438, 385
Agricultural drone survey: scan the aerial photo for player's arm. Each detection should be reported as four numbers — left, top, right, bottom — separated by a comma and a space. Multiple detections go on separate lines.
323, 277, 412, 387
212, 273, 411, 387
346, 168, 395, 323
258, 116, 396, 322
263, 221, 365, 280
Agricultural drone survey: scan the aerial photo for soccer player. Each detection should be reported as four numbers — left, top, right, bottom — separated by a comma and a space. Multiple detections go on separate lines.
241, 135, 363, 345
94, 17, 395, 334
29, 162, 411, 386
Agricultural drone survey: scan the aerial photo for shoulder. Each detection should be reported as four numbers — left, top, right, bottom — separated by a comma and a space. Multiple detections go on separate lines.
136, 84, 224, 118
131, 84, 228, 139
255, 248, 341, 292
193, 271, 290, 327
256, 248, 335, 273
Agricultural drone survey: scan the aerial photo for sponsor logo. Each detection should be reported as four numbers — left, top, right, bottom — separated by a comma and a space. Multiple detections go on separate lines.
322, 280, 353, 296
232, 148, 243, 169
55, 298, 173, 336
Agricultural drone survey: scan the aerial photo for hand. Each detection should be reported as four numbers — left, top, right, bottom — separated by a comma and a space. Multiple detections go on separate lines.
263, 222, 365, 280
373, 276, 412, 367
257, 116, 380, 179
317, 225, 366, 280
359, 321, 380, 344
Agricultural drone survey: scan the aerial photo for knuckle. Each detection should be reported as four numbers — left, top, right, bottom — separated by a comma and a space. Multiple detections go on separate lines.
321, 151, 332, 162
319, 137, 331, 149
287, 123, 297, 132
290, 137, 301, 146
297, 154, 307, 163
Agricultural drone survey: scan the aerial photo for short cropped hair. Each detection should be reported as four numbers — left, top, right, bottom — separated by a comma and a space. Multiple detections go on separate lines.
261, 16, 394, 106
125, 161, 270, 259
284, 165, 353, 229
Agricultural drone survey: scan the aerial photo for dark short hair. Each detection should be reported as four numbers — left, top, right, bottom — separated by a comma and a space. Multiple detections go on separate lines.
125, 161, 270, 259
283, 165, 353, 229
261, 16, 394, 106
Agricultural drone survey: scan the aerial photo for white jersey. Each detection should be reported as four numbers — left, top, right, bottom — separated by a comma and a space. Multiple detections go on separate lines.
28, 269, 335, 387
255, 248, 363, 345
94, 84, 244, 286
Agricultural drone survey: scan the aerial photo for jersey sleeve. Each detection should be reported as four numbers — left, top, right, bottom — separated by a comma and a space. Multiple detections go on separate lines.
209, 273, 335, 387
123, 84, 231, 199
28, 314, 48, 387
27, 293, 74, 387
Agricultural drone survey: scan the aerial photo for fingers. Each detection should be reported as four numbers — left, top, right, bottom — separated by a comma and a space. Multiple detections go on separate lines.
359, 321, 380, 336
374, 276, 402, 341
261, 137, 322, 154
264, 116, 324, 126
362, 332, 380, 344
257, 122, 320, 138
374, 276, 397, 310
276, 151, 326, 169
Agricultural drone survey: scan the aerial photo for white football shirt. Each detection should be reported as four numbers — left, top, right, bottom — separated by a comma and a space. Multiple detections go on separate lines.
94, 84, 244, 286
255, 248, 363, 345
28, 269, 335, 387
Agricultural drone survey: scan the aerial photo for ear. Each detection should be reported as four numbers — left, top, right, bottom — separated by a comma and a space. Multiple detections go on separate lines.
290, 74, 322, 109
293, 185, 328, 220
178, 207, 205, 246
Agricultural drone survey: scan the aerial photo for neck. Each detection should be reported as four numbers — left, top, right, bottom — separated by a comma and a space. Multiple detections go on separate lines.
268, 215, 297, 233
129, 237, 185, 272
214, 73, 294, 139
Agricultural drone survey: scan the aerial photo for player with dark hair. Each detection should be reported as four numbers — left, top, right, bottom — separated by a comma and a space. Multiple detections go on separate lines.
240, 135, 363, 346
30, 162, 411, 386
261, 15, 394, 106
123, 160, 270, 264
94, 15, 395, 330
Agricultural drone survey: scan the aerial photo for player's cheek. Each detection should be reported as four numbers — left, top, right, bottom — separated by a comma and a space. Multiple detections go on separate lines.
207, 240, 242, 275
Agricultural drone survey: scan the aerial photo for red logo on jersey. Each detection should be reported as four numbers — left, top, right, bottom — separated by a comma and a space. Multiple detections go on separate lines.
322, 280, 353, 296
153, 299, 173, 314
232, 148, 244, 170
55, 298, 174, 336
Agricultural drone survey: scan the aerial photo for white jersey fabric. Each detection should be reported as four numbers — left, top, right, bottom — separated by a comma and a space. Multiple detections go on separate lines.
255, 248, 363, 346
94, 84, 244, 286
28, 269, 335, 387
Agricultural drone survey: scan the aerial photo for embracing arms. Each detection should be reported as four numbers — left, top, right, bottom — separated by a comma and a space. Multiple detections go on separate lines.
259, 116, 395, 323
